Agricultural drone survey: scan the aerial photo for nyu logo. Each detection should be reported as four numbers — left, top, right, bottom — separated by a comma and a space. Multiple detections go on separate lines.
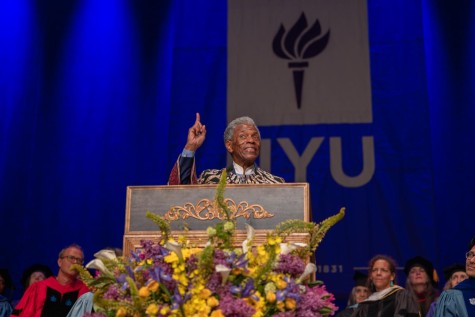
259, 136, 374, 187
228, 1, 374, 187
272, 13, 330, 109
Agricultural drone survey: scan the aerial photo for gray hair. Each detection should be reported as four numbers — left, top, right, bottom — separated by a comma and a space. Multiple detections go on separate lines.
58, 243, 83, 258
223, 116, 260, 142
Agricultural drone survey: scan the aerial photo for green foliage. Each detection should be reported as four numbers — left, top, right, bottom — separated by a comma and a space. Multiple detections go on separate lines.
273, 207, 345, 256
146, 210, 171, 241
215, 169, 233, 220
71, 264, 95, 285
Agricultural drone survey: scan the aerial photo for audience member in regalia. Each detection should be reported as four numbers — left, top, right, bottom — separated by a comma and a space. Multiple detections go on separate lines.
335, 271, 371, 317
11, 263, 54, 307
426, 263, 467, 317
0, 269, 14, 317
404, 256, 440, 316
435, 236, 475, 317
350, 254, 420, 317
12, 244, 90, 317
168, 113, 285, 184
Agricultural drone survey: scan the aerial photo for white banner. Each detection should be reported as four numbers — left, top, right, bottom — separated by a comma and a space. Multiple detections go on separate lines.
228, 0, 372, 125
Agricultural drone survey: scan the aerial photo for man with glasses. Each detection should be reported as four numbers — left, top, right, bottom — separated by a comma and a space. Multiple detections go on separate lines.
12, 244, 90, 317
435, 236, 475, 317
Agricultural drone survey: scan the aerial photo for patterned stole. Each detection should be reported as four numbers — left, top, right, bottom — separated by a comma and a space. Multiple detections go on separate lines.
198, 166, 284, 184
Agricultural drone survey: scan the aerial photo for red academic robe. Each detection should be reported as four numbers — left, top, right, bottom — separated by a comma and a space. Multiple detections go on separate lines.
12, 276, 89, 317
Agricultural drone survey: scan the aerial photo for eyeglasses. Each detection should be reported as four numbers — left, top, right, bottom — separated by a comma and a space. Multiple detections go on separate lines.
61, 255, 84, 264
466, 251, 475, 260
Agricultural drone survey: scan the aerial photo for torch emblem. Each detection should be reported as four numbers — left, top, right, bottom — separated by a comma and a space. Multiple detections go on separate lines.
272, 12, 330, 109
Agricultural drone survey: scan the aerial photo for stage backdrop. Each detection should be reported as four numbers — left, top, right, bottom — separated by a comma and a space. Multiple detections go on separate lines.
1, 0, 474, 306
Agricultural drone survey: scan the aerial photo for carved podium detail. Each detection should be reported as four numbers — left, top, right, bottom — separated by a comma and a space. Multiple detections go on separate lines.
123, 183, 310, 255
164, 199, 274, 221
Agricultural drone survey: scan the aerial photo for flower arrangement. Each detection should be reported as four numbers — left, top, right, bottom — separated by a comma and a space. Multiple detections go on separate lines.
75, 172, 345, 317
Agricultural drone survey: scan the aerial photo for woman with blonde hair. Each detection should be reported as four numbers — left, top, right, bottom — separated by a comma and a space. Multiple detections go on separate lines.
404, 256, 440, 316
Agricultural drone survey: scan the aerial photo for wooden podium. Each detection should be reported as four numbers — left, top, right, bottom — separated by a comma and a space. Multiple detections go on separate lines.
123, 183, 310, 256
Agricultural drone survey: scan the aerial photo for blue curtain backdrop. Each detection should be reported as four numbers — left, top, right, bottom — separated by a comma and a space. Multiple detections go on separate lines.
1, 0, 474, 306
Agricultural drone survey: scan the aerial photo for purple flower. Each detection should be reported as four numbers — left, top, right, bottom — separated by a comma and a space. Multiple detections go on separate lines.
214, 249, 228, 266
218, 294, 256, 317
242, 279, 254, 297
296, 285, 338, 316
103, 284, 123, 300
116, 273, 127, 284
186, 253, 199, 274
275, 254, 306, 277
206, 272, 222, 292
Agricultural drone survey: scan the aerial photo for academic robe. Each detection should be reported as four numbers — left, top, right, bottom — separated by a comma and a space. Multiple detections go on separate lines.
12, 277, 89, 317
0, 295, 13, 317
168, 155, 285, 185
435, 278, 475, 317
351, 286, 421, 317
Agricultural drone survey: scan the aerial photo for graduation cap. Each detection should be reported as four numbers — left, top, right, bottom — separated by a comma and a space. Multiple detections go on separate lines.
470, 235, 475, 250
353, 271, 368, 287
443, 264, 465, 282
404, 256, 438, 286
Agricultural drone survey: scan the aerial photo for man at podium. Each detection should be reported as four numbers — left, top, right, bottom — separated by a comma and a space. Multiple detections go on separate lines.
168, 113, 285, 184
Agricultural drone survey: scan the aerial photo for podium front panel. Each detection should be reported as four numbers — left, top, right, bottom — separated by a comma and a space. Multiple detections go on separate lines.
125, 183, 309, 233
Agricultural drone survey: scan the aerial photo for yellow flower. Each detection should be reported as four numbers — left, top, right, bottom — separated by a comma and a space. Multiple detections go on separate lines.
160, 306, 170, 315
210, 309, 225, 317
276, 278, 287, 289
268, 235, 281, 245
248, 291, 265, 317
138, 286, 150, 298
116, 307, 127, 317
145, 303, 159, 316
207, 296, 219, 308
148, 280, 159, 292
285, 298, 297, 310
266, 291, 276, 303
199, 288, 212, 299
164, 252, 179, 263
177, 235, 187, 244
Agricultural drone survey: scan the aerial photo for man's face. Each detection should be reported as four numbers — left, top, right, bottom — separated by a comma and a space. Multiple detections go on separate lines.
225, 124, 260, 169
466, 245, 475, 278
58, 247, 84, 277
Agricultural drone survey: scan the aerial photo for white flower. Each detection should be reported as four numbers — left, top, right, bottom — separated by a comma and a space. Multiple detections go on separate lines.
93, 249, 117, 261
296, 263, 316, 284
215, 264, 231, 285
165, 241, 183, 261
280, 242, 307, 255
85, 259, 112, 275
279, 243, 296, 255
242, 224, 255, 254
